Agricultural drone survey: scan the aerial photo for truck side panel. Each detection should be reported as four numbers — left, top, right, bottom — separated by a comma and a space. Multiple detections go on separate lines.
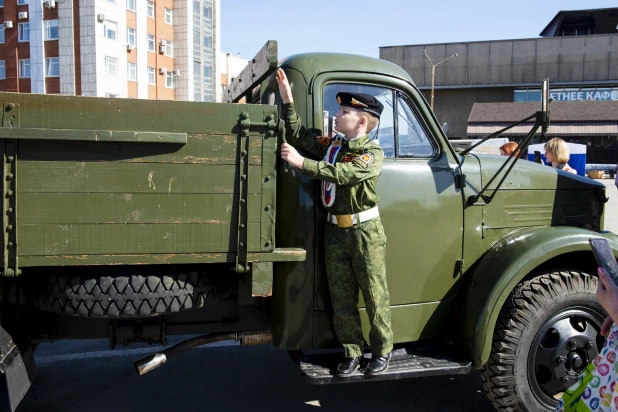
0, 93, 280, 267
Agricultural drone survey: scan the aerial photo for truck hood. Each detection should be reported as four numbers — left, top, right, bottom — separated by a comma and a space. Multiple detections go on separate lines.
472, 154, 605, 192
470, 154, 606, 232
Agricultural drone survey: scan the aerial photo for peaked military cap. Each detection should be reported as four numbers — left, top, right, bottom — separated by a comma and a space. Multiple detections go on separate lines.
336, 92, 384, 118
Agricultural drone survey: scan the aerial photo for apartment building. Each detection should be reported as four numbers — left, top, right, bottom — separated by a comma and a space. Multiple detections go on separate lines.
0, 0, 219, 101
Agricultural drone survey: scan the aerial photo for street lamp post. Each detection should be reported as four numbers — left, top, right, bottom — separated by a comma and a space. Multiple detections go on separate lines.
423, 50, 458, 111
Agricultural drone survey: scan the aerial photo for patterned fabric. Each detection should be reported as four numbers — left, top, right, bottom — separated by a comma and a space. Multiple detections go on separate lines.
324, 218, 393, 358
282, 103, 384, 216
556, 323, 618, 411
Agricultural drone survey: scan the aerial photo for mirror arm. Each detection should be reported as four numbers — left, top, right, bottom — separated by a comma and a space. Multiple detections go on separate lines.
460, 113, 537, 156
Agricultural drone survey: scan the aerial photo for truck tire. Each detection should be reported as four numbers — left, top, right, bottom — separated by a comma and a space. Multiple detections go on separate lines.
481, 270, 606, 412
34, 271, 235, 318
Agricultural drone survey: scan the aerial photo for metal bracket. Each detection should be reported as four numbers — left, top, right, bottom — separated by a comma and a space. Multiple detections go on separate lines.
2, 104, 18, 277
234, 112, 251, 273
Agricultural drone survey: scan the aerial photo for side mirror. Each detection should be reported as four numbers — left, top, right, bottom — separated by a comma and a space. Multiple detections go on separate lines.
541, 78, 550, 133
441, 122, 449, 135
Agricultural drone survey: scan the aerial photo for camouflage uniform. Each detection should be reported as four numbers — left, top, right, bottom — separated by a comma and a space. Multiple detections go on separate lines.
283, 103, 393, 358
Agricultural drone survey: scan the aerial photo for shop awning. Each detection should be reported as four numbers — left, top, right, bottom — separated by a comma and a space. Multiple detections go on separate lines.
467, 101, 618, 137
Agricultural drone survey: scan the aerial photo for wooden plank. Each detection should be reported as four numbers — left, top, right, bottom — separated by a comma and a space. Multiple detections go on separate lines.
17, 162, 263, 194
18, 222, 261, 255
0, 92, 277, 135
18, 133, 263, 165
224, 41, 278, 103
0, 128, 187, 144
18, 248, 307, 267
17, 193, 262, 224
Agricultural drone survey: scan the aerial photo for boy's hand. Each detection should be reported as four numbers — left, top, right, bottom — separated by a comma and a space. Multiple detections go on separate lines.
276, 68, 293, 104
280, 143, 304, 169
601, 315, 614, 337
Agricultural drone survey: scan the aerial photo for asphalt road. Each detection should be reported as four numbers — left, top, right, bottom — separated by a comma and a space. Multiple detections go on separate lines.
6, 178, 618, 412
12, 338, 493, 412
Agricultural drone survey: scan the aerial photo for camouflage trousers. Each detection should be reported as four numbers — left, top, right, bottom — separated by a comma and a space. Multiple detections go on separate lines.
324, 217, 393, 358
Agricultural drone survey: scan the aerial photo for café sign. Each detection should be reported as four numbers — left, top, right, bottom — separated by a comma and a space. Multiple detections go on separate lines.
550, 89, 618, 101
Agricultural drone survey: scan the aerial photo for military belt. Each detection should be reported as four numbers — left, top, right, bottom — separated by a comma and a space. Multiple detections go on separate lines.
327, 207, 379, 228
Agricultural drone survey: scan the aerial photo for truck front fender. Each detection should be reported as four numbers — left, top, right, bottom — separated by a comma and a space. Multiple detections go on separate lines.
463, 226, 618, 369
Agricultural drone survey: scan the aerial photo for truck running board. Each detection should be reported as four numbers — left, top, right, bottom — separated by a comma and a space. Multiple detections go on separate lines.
299, 349, 471, 385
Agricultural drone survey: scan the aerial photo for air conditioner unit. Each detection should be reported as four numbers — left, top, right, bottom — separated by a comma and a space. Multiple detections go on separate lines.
3, 21, 13, 29
18, 12, 28, 20
97, 13, 106, 23
159, 67, 167, 74
172, 70, 181, 77
126, 44, 135, 51
44, 0, 56, 8
158, 41, 165, 54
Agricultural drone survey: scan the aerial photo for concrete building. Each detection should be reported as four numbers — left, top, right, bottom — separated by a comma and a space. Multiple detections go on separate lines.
380, 7, 618, 163
215, 51, 247, 102
0, 0, 220, 101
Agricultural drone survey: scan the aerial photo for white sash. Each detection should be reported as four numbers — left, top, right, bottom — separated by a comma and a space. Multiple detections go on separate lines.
321, 135, 344, 208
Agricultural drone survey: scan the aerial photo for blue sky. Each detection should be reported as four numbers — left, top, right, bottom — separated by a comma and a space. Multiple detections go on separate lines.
221, 0, 617, 60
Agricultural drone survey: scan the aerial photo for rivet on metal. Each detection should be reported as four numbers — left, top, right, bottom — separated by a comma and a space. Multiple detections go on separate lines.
7, 208, 12, 213
7, 173, 13, 179
240, 224, 245, 228
7, 190, 13, 196
264, 205, 271, 212
240, 199, 246, 204
241, 150, 248, 156
264, 176, 270, 183
8, 242, 13, 247
7, 225, 12, 230
7, 156, 14, 162
239, 242, 244, 247
241, 174, 246, 180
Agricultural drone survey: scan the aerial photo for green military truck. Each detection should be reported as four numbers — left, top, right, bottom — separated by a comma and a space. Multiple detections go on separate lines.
0, 41, 614, 412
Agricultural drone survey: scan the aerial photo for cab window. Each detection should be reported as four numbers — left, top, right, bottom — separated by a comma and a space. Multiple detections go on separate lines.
323, 83, 395, 158
396, 94, 436, 158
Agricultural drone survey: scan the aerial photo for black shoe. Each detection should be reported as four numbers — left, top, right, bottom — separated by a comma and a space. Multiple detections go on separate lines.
336, 356, 362, 377
365, 353, 391, 376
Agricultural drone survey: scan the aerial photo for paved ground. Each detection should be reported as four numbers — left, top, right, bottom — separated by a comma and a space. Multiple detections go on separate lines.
4, 178, 618, 412
10, 339, 492, 412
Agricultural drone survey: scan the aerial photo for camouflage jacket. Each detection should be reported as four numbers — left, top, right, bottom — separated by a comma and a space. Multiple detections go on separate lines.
282, 103, 384, 216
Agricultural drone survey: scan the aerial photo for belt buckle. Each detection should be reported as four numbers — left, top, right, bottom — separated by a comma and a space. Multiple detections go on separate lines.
336, 214, 353, 228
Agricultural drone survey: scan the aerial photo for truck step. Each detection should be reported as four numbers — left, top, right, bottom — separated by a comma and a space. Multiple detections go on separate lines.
299, 349, 472, 385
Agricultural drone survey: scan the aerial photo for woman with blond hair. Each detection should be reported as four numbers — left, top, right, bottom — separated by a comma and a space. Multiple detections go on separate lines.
544, 138, 577, 174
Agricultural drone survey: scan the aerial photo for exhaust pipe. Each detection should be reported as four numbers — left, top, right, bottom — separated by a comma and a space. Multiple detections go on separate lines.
134, 332, 271, 376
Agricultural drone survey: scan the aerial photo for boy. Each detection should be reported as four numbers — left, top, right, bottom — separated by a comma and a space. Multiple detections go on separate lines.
276, 68, 393, 376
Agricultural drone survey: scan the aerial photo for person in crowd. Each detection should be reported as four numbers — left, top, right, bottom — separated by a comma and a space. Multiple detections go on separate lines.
499, 142, 520, 157
544, 138, 577, 174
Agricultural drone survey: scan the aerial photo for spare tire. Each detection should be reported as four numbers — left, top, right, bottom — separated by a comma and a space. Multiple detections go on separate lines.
33, 270, 235, 318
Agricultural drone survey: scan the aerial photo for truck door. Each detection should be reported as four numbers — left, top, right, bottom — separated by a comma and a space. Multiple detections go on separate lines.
313, 74, 464, 342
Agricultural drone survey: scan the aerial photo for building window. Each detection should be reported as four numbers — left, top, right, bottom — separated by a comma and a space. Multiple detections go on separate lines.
148, 67, 155, 84
127, 28, 136, 47
17, 0, 27, 4
18, 23, 29, 42
126, 0, 135, 11
203, 5, 212, 19
0, 61, 5, 80
203, 65, 212, 79
164, 8, 172, 24
0, 27, 4, 44
18, 59, 30, 78
147, 1, 154, 18
147, 34, 155, 52
163, 40, 173, 57
203, 35, 212, 49
0, 0, 4, 7
105, 56, 117, 76
45, 57, 60, 77
44, 20, 59, 40
166, 72, 173, 88
127, 62, 136, 81
104, 20, 117, 41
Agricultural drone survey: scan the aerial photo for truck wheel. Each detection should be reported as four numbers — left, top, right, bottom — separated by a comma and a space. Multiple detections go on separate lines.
482, 270, 606, 412
34, 271, 235, 318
